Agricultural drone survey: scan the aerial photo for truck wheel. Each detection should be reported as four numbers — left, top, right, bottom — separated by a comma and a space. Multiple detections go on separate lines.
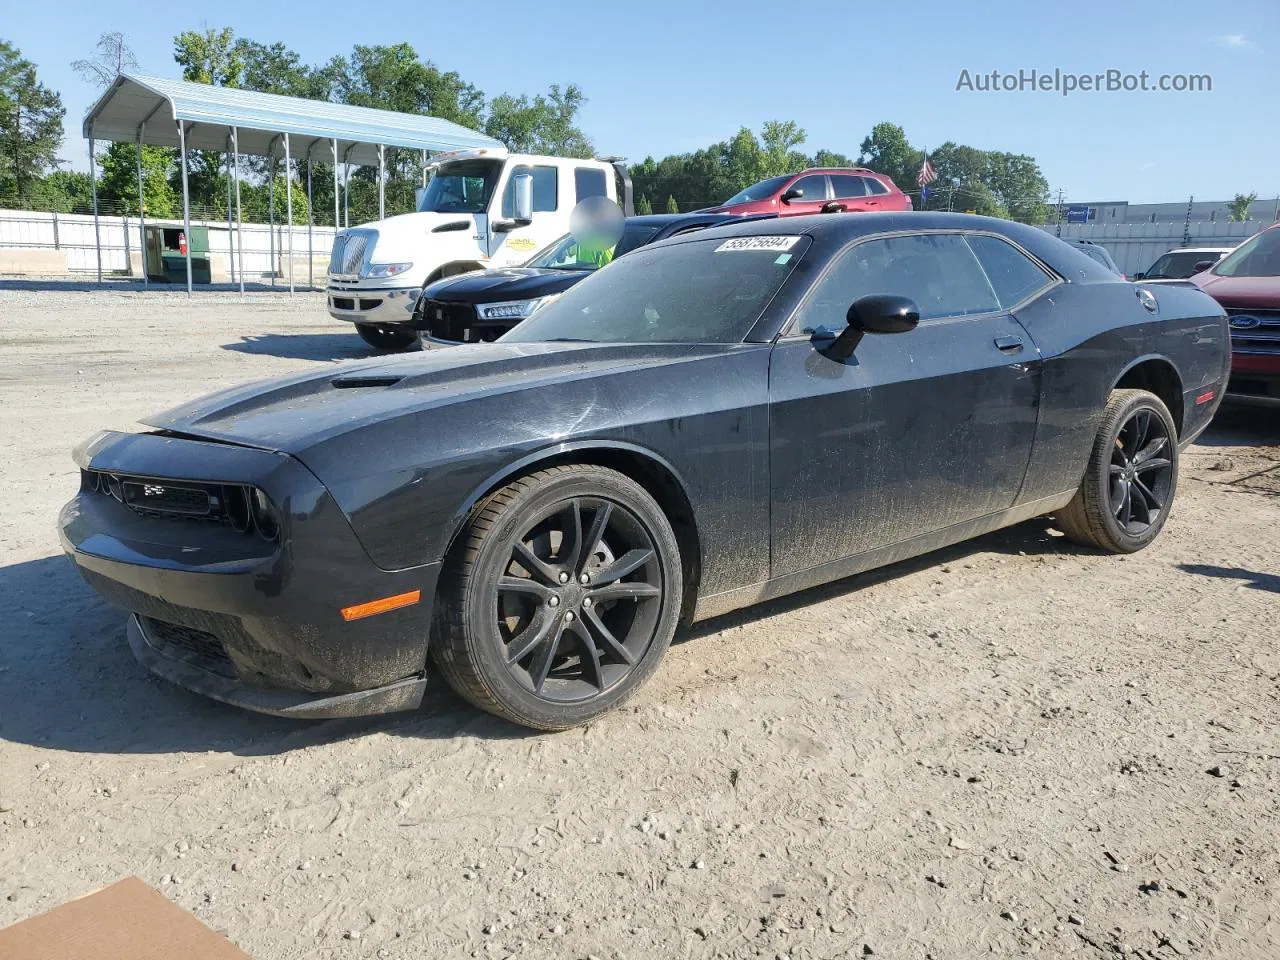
356, 323, 416, 352
1056, 388, 1179, 553
433, 465, 683, 730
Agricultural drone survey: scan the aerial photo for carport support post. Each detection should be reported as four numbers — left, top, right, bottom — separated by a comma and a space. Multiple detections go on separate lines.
306, 152, 313, 290
284, 133, 294, 295
88, 136, 102, 284
232, 127, 244, 297
135, 127, 148, 289
331, 139, 340, 233
178, 121, 193, 297
225, 139, 235, 285
268, 155, 276, 289
421, 149, 427, 188
378, 144, 386, 221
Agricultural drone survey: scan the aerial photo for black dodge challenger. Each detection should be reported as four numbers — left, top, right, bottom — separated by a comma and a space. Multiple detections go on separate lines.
60, 213, 1230, 730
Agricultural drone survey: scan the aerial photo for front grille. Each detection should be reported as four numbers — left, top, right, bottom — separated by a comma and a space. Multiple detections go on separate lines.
141, 617, 236, 679
328, 233, 369, 277
331, 296, 354, 310
81, 470, 277, 541
1228, 309, 1280, 356
358, 298, 383, 311
422, 299, 512, 342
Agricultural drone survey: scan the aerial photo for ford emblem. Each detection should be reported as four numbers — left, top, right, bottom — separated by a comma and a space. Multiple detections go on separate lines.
1229, 315, 1261, 330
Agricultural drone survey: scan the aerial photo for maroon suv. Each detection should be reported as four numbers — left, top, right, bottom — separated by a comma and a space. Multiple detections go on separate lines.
1192, 222, 1280, 398
707, 168, 912, 217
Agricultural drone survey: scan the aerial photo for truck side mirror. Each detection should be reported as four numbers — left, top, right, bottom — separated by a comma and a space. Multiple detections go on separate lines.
512, 174, 534, 224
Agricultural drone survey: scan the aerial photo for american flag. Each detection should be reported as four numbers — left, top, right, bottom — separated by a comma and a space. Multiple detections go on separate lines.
917, 156, 937, 187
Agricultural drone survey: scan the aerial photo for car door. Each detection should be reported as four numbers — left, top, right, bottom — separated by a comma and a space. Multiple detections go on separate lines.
487, 164, 564, 266
829, 174, 872, 213
767, 231, 1046, 576
777, 174, 831, 217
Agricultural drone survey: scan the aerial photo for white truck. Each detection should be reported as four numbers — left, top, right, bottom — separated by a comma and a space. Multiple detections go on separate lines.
326, 148, 633, 350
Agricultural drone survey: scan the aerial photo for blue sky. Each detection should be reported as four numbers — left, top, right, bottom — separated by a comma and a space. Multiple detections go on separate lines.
4, 0, 1276, 203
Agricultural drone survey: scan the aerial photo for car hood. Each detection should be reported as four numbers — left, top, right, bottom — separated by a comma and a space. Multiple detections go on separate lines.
145, 342, 749, 455
425, 267, 590, 303
1191, 272, 1280, 309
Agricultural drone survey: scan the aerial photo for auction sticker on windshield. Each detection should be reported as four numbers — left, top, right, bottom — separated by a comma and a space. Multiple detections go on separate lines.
715, 236, 802, 253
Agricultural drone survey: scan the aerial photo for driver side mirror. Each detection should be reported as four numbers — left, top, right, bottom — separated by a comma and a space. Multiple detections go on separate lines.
823, 295, 920, 362
512, 174, 534, 224
1191, 260, 1213, 274
780, 186, 803, 204
1132, 271, 1145, 281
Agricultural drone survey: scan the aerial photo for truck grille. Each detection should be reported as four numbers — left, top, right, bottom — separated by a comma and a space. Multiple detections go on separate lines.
329, 232, 369, 277
1228, 309, 1280, 356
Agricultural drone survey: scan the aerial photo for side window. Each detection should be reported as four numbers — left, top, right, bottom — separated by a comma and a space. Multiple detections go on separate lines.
574, 167, 608, 203
863, 177, 890, 196
965, 235, 1056, 308
788, 175, 828, 202
830, 175, 867, 199
792, 233, 1000, 333
502, 165, 559, 216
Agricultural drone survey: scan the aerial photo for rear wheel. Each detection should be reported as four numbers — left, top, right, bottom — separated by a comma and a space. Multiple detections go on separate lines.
433, 465, 683, 730
1056, 388, 1179, 553
356, 323, 416, 351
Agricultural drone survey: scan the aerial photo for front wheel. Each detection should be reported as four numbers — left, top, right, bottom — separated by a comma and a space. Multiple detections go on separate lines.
356, 323, 416, 351
1056, 388, 1179, 553
433, 465, 683, 730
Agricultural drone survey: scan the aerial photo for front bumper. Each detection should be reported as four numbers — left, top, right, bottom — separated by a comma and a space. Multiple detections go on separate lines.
327, 284, 419, 325
60, 431, 441, 719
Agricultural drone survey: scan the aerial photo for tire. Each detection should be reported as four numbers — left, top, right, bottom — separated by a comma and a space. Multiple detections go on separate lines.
433, 465, 683, 730
1056, 388, 1179, 553
356, 323, 416, 351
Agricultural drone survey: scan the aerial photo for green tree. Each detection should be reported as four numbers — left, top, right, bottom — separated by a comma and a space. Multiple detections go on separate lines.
1227, 192, 1257, 222
760, 119, 807, 176
37, 170, 93, 212
857, 122, 923, 192
99, 142, 177, 216
0, 40, 65, 201
173, 27, 243, 87
666, 194, 680, 214
810, 148, 855, 168
484, 84, 593, 158
636, 194, 653, 215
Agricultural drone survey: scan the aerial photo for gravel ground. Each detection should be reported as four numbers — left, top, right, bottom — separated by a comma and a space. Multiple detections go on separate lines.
1, 287, 1278, 959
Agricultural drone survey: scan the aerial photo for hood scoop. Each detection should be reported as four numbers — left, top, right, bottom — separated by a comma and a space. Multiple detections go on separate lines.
331, 375, 404, 389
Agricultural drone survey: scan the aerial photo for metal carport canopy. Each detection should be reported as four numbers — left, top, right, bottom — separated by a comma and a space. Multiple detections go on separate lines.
82, 73, 504, 163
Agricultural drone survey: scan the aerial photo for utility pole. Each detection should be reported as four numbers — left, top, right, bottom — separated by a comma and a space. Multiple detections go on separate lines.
1183, 195, 1194, 247
1055, 188, 1065, 237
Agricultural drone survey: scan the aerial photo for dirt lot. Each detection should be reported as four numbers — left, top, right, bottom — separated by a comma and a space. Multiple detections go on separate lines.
1, 287, 1277, 959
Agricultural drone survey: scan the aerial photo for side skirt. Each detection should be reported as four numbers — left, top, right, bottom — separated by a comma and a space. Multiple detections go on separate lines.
691, 491, 1075, 622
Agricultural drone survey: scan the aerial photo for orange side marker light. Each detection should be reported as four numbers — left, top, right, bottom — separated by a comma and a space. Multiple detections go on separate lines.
340, 590, 421, 622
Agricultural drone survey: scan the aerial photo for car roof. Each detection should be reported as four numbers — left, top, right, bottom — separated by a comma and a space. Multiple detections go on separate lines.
1162, 247, 1233, 253
645, 211, 1120, 282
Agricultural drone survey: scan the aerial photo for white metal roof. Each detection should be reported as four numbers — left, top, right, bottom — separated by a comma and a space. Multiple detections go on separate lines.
83, 74, 504, 166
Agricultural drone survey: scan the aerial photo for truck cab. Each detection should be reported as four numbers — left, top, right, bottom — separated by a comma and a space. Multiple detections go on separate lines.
327, 149, 632, 350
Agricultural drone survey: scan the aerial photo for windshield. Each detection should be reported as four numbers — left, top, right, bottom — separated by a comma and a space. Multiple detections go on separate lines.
525, 222, 668, 271
723, 175, 792, 206
504, 235, 808, 344
1213, 228, 1280, 278
1144, 251, 1220, 280
1076, 243, 1119, 274
418, 159, 502, 214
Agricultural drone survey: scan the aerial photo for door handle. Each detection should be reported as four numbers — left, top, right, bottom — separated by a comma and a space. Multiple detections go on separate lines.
994, 335, 1024, 352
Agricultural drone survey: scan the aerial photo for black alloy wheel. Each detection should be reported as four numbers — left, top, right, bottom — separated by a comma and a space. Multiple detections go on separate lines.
495, 497, 663, 701
1056, 388, 1180, 553
433, 465, 682, 729
1107, 407, 1174, 535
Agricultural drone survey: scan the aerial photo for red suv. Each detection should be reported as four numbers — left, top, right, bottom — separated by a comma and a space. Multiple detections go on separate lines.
1191, 222, 1280, 399
708, 168, 912, 217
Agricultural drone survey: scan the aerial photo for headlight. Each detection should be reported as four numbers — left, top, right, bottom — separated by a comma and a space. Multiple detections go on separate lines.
364, 262, 413, 278
476, 294, 561, 321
